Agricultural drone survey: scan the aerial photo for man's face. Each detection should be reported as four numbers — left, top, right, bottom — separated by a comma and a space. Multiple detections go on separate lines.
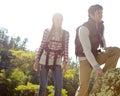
90, 9, 103, 23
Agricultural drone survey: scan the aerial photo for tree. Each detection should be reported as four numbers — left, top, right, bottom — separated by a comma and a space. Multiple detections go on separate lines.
0, 27, 28, 50
0, 50, 15, 70
0, 28, 9, 49
1, 50, 36, 96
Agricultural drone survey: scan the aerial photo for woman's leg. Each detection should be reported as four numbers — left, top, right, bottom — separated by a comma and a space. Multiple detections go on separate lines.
53, 65, 63, 96
38, 65, 49, 96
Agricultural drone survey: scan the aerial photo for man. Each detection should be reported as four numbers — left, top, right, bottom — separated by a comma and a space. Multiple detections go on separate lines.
33, 13, 69, 96
75, 4, 120, 96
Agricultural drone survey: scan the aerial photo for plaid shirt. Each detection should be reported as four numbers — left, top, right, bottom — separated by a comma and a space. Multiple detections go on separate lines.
36, 29, 69, 64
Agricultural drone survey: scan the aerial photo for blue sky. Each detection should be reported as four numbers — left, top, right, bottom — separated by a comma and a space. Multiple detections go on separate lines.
0, 0, 120, 66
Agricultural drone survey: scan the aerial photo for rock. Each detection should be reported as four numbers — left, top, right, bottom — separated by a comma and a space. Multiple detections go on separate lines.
89, 68, 120, 96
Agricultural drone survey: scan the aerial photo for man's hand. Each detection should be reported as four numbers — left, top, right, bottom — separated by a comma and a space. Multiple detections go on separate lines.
62, 63, 67, 75
104, 47, 112, 51
95, 69, 103, 77
33, 59, 39, 71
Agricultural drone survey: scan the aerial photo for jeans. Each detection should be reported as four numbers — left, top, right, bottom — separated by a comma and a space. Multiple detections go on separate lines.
38, 65, 63, 96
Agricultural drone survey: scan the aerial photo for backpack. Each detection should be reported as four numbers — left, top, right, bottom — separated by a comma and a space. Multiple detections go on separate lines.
75, 26, 82, 57
45, 30, 65, 54
44, 30, 66, 68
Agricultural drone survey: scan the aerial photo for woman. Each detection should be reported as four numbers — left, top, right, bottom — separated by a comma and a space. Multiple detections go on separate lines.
33, 13, 69, 96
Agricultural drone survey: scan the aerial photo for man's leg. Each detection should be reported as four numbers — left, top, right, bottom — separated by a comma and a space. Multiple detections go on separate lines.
53, 65, 63, 96
96, 47, 120, 72
89, 47, 120, 95
75, 60, 92, 96
38, 65, 49, 96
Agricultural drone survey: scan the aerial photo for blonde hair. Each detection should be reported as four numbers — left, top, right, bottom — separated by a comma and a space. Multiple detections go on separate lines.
48, 13, 63, 41
52, 13, 63, 23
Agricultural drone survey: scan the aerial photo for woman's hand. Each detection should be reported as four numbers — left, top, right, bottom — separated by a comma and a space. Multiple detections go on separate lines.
33, 59, 39, 71
62, 63, 67, 75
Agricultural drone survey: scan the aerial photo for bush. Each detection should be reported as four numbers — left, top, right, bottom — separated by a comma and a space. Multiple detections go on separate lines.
15, 82, 68, 96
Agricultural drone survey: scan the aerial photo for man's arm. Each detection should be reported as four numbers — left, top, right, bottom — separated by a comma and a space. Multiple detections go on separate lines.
78, 26, 101, 70
101, 35, 106, 48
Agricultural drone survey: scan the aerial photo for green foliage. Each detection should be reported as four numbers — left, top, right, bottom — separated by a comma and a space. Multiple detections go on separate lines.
1, 68, 28, 96
0, 49, 15, 70
9, 68, 27, 85
0, 49, 36, 95
15, 82, 39, 96
10, 50, 37, 82
10, 50, 35, 62
10, 50, 35, 71
0, 28, 80, 96
63, 60, 79, 96
15, 82, 67, 96
90, 68, 120, 96
64, 69, 75, 79
47, 85, 68, 96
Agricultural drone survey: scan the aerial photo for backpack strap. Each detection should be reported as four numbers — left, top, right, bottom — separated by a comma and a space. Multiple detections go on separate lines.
53, 30, 65, 69
45, 30, 65, 69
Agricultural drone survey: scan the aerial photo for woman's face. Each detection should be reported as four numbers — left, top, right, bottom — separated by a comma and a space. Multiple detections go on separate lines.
53, 14, 63, 28
90, 9, 103, 23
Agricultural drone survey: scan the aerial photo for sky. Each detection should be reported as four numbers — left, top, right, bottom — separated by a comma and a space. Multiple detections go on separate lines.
0, 0, 120, 66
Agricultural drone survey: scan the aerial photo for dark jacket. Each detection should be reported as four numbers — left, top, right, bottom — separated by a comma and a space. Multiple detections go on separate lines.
78, 18, 104, 57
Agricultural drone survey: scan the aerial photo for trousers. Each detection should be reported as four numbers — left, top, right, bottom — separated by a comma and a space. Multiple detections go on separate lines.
37, 65, 63, 96
75, 47, 120, 96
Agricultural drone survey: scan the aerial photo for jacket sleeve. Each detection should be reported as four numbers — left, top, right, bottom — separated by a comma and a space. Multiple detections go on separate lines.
101, 34, 106, 48
63, 31, 69, 64
79, 26, 101, 70
35, 29, 49, 61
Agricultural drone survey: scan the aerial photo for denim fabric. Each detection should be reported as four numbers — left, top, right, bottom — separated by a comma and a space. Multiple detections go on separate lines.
38, 65, 63, 96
